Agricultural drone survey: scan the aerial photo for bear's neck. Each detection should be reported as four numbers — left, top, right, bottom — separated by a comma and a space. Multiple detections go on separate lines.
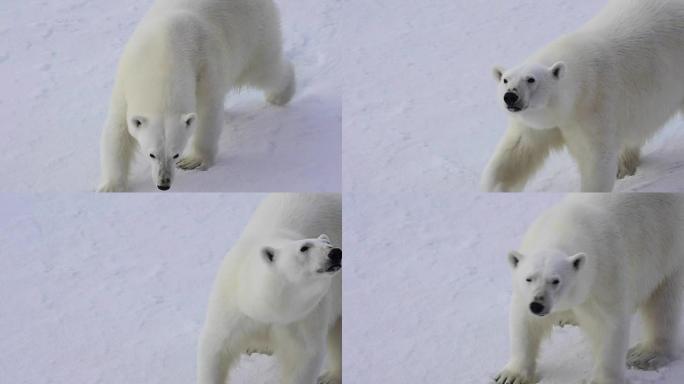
239, 262, 331, 324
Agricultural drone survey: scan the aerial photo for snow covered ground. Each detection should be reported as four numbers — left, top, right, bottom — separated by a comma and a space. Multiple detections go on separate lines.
344, 193, 684, 383
343, 0, 684, 193
5, 0, 684, 383
0, 194, 293, 383
5, 195, 683, 384
0, 0, 340, 192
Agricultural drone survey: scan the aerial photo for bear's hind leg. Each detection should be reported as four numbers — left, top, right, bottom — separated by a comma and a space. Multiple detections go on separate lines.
481, 122, 564, 192
617, 147, 640, 179
248, 58, 296, 106
265, 60, 296, 106
628, 270, 682, 371
318, 317, 342, 384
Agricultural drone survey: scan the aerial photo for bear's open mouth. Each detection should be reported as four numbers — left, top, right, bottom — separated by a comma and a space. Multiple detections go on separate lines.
507, 106, 523, 112
320, 263, 341, 273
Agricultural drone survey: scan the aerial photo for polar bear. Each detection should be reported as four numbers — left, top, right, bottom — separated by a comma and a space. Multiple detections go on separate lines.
495, 194, 684, 384
197, 193, 342, 384
482, 0, 684, 192
98, 0, 295, 192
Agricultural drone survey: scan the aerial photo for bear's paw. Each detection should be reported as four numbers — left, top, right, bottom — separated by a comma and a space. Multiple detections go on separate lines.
317, 371, 341, 384
494, 369, 535, 384
245, 348, 273, 356
97, 182, 127, 193
627, 343, 672, 371
177, 154, 211, 171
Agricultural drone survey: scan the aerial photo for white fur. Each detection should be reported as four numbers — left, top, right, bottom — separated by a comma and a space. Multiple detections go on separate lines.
197, 194, 342, 384
483, 0, 684, 192
98, 0, 295, 192
496, 194, 684, 384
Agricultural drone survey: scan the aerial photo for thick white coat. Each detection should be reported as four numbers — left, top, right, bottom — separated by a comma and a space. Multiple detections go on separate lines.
98, 0, 295, 191
483, 0, 684, 192
198, 194, 341, 384
497, 194, 684, 384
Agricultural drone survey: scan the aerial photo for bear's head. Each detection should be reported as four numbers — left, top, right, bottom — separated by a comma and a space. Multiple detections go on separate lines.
237, 234, 341, 324
493, 62, 566, 129
260, 234, 342, 285
126, 113, 197, 191
508, 249, 591, 317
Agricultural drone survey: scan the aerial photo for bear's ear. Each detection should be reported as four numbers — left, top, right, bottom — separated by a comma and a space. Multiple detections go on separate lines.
492, 66, 505, 82
318, 234, 330, 243
182, 113, 197, 129
508, 251, 524, 268
568, 252, 586, 271
261, 247, 276, 264
130, 116, 147, 129
550, 62, 566, 80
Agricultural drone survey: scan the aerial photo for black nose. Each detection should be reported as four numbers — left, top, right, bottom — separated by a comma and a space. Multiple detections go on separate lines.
529, 302, 545, 315
328, 248, 342, 264
157, 185, 170, 191
504, 92, 519, 106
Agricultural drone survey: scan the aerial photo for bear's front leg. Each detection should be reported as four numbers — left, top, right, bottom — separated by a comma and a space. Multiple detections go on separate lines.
628, 270, 682, 370
576, 149, 619, 192
565, 125, 619, 192
197, 312, 255, 384
178, 81, 224, 171
584, 316, 630, 384
97, 103, 134, 192
495, 303, 550, 384
273, 322, 327, 384
481, 122, 563, 192
197, 331, 234, 384
317, 317, 342, 384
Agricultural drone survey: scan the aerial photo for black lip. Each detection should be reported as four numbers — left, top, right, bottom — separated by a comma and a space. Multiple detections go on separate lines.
507, 106, 522, 112
325, 264, 341, 273
530, 308, 549, 317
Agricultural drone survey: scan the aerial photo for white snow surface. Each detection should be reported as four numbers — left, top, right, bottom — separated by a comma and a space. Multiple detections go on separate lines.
0, 194, 291, 383
343, 0, 684, 193
0, 0, 340, 192
344, 193, 684, 383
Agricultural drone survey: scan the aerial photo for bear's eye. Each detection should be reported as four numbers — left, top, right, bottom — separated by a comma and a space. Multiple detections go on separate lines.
525, 278, 533, 283
527, 77, 536, 84
149, 154, 156, 159
551, 279, 560, 285
173, 154, 180, 159
503, 79, 508, 84
300, 245, 310, 253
